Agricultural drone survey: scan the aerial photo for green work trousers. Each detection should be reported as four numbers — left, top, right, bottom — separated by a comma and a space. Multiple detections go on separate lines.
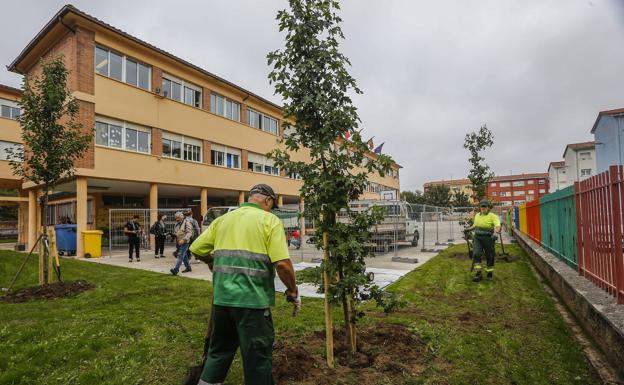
473, 234, 496, 271
199, 305, 275, 385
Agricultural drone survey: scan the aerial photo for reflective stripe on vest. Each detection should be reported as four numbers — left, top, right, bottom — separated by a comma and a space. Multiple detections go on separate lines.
213, 249, 270, 263
213, 265, 270, 278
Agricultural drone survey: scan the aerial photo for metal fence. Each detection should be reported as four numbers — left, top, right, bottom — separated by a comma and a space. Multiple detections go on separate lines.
540, 186, 577, 268
108, 208, 191, 256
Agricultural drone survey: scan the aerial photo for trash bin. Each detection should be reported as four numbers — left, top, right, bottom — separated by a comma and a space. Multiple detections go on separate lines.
82, 230, 103, 258
54, 224, 77, 256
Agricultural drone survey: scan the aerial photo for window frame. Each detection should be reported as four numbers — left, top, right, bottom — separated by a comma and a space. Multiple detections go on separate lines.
162, 73, 202, 108
211, 144, 241, 169
248, 152, 279, 175
94, 45, 152, 91
210, 92, 241, 121
94, 116, 151, 154
247, 108, 279, 135
0, 99, 21, 120
162, 132, 202, 163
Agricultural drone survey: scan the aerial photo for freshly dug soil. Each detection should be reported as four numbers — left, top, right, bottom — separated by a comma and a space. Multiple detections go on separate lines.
273, 323, 429, 385
1, 280, 94, 303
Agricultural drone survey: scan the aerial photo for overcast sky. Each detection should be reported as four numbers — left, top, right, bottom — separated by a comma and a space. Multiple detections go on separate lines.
2, 1, 623, 191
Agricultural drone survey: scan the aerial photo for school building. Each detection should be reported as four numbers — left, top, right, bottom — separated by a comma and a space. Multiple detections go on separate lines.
0, 5, 401, 257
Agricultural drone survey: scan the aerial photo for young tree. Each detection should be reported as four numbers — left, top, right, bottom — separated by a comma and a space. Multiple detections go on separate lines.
463, 125, 494, 201
268, 0, 396, 362
8, 56, 92, 284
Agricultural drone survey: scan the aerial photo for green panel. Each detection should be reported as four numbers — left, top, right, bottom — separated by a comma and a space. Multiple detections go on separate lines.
539, 186, 577, 268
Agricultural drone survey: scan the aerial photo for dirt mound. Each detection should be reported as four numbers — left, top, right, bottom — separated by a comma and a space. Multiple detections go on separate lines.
273, 323, 429, 384
1, 280, 94, 303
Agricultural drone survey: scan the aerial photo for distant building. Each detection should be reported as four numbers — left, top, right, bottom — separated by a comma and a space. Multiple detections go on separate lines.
591, 108, 624, 173
424, 172, 549, 206
547, 161, 566, 192
562, 141, 596, 183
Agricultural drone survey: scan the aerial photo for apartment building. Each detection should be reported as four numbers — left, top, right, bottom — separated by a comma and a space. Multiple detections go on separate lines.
591, 108, 624, 173
424, 172, 549, 206
487, 173, 549, 206
547, 161, 566, 192
1, 5, 401, 257
562, 141, 596, 183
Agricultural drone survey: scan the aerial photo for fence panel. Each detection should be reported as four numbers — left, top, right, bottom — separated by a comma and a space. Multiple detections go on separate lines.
518, 204, 527, 234
575, 165, 624, 304
513, 207, 519, 230
540, 186, 577, 268
526, 199, 542, 243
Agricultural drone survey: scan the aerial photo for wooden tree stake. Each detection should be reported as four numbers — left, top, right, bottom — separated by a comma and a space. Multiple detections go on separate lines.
322, 231, 334, 368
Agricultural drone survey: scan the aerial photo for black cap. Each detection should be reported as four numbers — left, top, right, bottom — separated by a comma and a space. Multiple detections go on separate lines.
250, 183, 278, 209
479, 200, 491, 208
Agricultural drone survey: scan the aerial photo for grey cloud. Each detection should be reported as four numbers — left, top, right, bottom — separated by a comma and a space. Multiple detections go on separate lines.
2, 0, 622, 191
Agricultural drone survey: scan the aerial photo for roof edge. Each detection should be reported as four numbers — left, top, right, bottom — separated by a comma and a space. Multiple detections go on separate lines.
591, 107, 624, 134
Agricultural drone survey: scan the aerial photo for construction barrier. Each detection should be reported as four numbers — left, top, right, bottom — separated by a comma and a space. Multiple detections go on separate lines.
514, 165, 624, 304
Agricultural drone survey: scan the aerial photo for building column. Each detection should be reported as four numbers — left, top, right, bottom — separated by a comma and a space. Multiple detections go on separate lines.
299, 197, 306, 235
76, 177, 88, 258
28, 189, 38, 251
239, 191, 245, 205
149, 183, 158, 251
277, 195, 284, 207
200, 188, 208, 219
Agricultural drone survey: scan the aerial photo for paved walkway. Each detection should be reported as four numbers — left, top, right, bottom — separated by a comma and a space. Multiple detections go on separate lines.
83, 241, 443, 298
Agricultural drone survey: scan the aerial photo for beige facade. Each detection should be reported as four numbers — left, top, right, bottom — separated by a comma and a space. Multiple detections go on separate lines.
1, 5, 401, 256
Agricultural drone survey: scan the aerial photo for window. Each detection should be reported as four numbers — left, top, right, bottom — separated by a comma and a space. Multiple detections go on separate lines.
513, 200, 526, 205
538, 179, 546, 184
491, 192, 497, 196
162, 132, 202, 162
513, 190, 525, 196
163, 74, 201, 107
499, 182, 511, 187
499, 191, 510, 197
94, 45, 151, 90
0, 141, 22, 161
581, 169, 592, 176
95, 117, 150, 154
539, 189, 546, 194
210, 93, 240, 121
512, 181, 525, 187
490, 182, 496, 187
286, 169, 302, 180
248, 152, 278, 175
0, 99, 20, 120
211, 144, 240, 169
579, 152, 592, 161
527, 190, 535, 195
247, 108, 278, 135
528, 180, 534, 184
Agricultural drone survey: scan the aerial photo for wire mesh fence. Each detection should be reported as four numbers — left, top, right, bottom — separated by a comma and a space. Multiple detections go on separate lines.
108, 208, 191, 256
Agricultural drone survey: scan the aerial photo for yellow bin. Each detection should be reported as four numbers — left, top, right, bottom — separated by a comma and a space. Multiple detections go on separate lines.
82, 230, 103, 258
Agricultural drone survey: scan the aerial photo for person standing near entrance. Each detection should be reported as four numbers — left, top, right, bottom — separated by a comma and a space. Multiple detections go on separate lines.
190, 184, 299, 385
171, 211, 193, 275
184, 209, 201, 264
468, 200, 501, 282
150, 214, 167, 259
123, 215, 142, 262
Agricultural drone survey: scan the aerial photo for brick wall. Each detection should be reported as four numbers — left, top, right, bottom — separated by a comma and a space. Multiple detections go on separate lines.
203, 140, 211, 164
240, 103, 248, 125
203, 87, 211, 112
74, 100, 95, 168
75, 27, 95, 94
241, 149, 248, 171
151, 127, 162, 156
152, 66, 163, 94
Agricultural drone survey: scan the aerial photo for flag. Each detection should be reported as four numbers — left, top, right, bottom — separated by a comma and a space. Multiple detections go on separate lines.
344, 131, 351, 140
374, 142, 385, 154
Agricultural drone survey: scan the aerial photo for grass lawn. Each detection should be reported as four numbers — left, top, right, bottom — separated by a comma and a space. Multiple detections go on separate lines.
0, 244, 598, 385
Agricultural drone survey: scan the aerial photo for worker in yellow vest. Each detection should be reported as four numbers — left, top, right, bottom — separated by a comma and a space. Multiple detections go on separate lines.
190, 183, 299, 385
468, 200, 501, 282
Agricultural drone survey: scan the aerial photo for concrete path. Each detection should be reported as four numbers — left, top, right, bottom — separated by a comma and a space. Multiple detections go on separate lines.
81, 241, 443, 298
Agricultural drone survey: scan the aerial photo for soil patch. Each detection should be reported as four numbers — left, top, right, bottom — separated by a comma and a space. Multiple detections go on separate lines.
273, 323, 430, 384
1, 280, 94, 303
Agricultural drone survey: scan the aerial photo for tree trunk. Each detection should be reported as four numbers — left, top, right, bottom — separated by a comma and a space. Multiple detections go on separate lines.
322, 231, 334, 368
338, 264, 357, 354
41, 189, 49, 285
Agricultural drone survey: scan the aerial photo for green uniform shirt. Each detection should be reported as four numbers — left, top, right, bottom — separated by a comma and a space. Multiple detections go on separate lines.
473, 212, 501, 230
190, 203, 290, 309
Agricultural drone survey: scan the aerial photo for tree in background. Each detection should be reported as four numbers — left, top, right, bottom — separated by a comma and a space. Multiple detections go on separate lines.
268, 0, 398, 363
401, 190, 424, 204
463, 125, 494, 201
422, 184, 452, 207
8, 56, 92, 284
452, 190, 472, 208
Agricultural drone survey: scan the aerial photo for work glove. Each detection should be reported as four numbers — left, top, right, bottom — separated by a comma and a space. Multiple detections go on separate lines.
285, 289, 301, 317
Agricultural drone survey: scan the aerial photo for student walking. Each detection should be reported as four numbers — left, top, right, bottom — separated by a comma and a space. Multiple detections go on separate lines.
150, 214, 167, 259
123, 215, 142, 262
190, 184, 299, 385
170, 211, 193, 275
